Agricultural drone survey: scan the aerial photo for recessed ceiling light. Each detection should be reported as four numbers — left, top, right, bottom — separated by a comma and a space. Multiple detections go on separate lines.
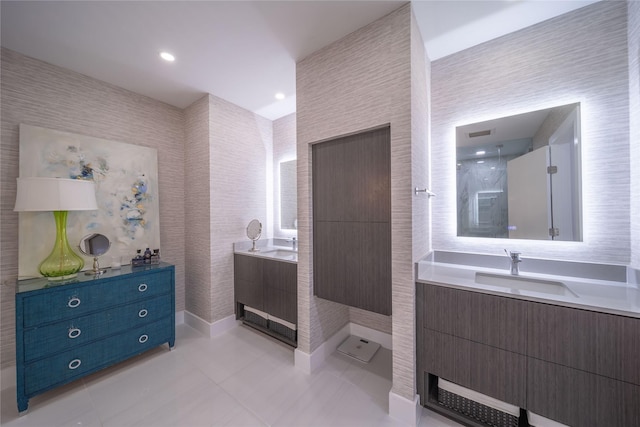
160, 52, 175, 62
275, 92, 285, 100
476, 150, 486, 156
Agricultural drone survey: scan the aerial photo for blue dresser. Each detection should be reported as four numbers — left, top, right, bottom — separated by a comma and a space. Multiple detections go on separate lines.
15, 263, 175, 412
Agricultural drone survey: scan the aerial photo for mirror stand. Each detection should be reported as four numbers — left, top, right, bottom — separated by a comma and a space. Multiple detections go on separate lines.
86, 256, 107, 276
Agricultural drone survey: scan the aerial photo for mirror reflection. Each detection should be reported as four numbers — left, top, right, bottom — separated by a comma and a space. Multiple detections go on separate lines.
280, 159, 297, 230
79, 233, 110, 275
456, 103, 581, 241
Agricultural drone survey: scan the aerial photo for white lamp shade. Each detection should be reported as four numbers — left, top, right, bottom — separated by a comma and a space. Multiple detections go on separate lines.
14, 177, 98, 212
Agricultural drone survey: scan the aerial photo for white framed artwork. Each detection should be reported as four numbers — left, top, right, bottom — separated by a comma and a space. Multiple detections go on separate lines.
18, 124, 160, 277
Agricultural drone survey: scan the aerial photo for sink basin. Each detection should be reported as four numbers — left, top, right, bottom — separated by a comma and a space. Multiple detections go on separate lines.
262, 249, 297, 257
475, 272, 578, 297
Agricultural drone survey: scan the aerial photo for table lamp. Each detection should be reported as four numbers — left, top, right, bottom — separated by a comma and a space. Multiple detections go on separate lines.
14, 177, 98, 280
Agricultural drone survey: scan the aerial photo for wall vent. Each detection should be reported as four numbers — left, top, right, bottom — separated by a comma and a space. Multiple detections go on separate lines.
468, 129, 492, 138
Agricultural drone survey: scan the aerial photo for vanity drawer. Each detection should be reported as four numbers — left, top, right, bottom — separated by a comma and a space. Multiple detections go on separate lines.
528, 302, 640, 385
23, 294, 171, 362
21, 271, 172, 327
423, 283, 526, 353
23, 317, 172, 396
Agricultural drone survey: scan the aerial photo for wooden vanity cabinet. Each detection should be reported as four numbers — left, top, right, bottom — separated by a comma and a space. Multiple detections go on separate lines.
527, 303, 640, 426
312, 126, 391, 315
263, 258, 297, 324
417, 282, 640, 426
528, 302, 640, 385
234, 253, 264, 312
528, 357, 640, 426
233, 254, 297, 325
418, 284, 527, 409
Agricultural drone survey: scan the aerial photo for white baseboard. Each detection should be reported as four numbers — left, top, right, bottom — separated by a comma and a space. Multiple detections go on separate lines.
389, 391, 421, 427
184, 311, 238, 338
295, 323, 350, 374
294, 322, 393, 373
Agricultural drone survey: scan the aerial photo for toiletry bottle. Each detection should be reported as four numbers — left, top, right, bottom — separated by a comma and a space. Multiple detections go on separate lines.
143, 247, 152, 264
152, 249, 160, 264
132, 249, 143, 267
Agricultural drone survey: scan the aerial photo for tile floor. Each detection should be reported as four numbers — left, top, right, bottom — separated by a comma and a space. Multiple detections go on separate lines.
1, 323, 462, 427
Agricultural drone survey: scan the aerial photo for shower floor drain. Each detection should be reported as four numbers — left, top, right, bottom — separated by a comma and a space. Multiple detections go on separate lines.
337, 335, 380, 363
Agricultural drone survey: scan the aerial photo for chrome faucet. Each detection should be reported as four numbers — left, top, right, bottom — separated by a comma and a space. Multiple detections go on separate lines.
505, 249, 522, 275
292, 237, 297, 250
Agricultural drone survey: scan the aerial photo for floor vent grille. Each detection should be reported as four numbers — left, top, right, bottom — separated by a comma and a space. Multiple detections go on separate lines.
437, 388, 519, 427
268, 319, 297, 342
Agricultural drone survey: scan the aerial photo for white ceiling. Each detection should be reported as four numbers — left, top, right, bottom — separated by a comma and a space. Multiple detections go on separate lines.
1, 1, 599, 120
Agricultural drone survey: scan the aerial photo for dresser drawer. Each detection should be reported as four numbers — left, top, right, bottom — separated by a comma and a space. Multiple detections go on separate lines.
23, 294, 171, 362
24, 317, 172, 396
21, 271, 171, 327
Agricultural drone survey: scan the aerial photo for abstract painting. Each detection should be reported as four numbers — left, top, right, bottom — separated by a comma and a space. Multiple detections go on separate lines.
18, 124, 160, 277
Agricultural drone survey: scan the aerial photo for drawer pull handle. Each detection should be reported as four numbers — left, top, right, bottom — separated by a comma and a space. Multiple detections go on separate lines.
68, 328, 82, 339
68, 359, 82, 370
138, 334, 149, 344
138, 309, 148, 318
67, 297, 81, 308
138, 283, 148, 292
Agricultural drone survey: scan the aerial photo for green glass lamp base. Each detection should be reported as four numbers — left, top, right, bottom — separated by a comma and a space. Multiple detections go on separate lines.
39, 211, 85, 281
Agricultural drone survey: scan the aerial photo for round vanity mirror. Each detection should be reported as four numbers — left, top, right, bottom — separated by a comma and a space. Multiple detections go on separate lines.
79, 233, 110, 275
246, 219, 262, 252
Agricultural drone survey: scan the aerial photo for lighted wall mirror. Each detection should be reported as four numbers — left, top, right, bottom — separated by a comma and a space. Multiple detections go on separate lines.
456, 102, 582, 241
280, 159, 297, 230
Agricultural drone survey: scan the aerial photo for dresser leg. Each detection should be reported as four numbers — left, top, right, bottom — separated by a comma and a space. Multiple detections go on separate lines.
17, 398, 29, 413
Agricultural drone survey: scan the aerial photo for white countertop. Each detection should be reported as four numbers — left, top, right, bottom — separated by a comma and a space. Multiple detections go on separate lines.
234, 239, 298, 264
417, 260, 640, 318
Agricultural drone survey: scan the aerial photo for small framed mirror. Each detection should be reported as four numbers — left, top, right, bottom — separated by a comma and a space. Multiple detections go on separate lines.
79, 233, 110, 275
246, 219, 262, 252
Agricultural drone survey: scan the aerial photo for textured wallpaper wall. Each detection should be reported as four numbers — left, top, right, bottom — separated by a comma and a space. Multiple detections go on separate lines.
0, 48, 186, 368
629, 1, 640, 270
209, 95, 272, 323
431, 1, 631, 265
185, 95, 213, 322
297, 4, 417, 401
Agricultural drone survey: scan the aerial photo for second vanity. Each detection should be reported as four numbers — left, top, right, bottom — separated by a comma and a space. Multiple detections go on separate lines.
416, 258, 640, 427
233, 239, 297, 346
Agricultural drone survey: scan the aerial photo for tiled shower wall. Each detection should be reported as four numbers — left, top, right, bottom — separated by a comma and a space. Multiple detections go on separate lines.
0, 48, 186, 368
296, 4, 419, 402
431, 1, 631, 265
